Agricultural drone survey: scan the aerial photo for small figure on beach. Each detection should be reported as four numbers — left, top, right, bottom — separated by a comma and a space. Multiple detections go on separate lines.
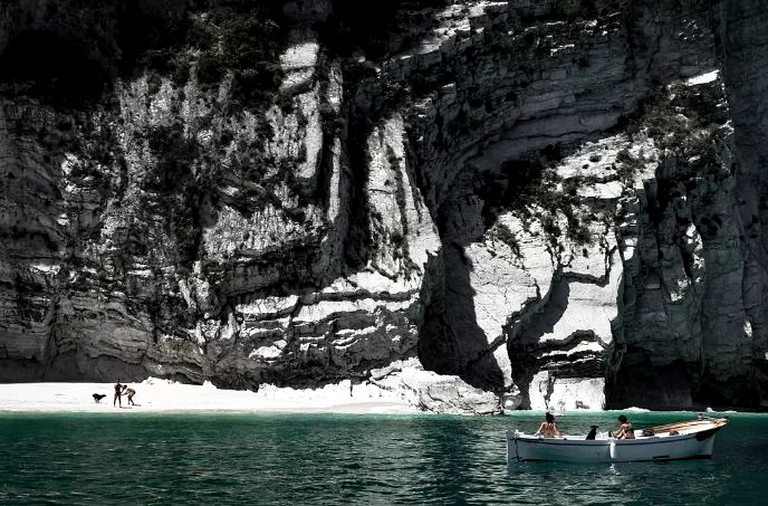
114, 380, 125, 407
535, 412, 560, 438
123, 386, 136, 406
613, 415, 635, 439
92, 393, 107, 403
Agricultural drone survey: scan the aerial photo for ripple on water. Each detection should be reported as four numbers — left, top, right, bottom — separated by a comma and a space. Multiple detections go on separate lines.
0, 412, 766, 504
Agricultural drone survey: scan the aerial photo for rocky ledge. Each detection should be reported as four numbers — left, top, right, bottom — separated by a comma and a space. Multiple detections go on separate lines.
0, 0, 766, 413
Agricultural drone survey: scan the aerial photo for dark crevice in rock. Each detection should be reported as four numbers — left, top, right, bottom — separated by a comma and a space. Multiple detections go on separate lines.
508, 276, 571, 408
339, 101, 373, 271
0, 0, 767, 410
608, 356, 696, 410
419, 222, 505, 389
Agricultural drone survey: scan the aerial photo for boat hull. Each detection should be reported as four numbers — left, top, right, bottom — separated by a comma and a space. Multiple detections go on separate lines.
507, 420, 726, 464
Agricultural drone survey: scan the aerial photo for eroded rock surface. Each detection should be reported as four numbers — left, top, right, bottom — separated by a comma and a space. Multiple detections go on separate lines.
1, 0, 766, 412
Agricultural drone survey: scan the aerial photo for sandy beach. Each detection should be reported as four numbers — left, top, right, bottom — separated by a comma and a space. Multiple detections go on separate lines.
0, 378, 419, 414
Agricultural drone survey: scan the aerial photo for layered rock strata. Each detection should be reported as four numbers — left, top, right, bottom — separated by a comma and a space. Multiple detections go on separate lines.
0, 0, 766, 412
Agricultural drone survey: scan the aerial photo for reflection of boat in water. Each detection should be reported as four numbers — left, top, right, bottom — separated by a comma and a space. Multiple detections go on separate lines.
507, 417, 728, 464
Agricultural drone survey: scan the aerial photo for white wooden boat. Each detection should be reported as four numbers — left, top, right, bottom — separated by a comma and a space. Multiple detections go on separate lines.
507, 417, 728, 464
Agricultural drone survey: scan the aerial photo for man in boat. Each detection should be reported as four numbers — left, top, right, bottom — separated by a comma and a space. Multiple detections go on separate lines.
535, 412, 560, 438
613, 415, 635, 439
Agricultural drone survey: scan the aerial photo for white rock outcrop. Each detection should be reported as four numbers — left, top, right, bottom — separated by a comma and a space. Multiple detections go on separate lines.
0, 0, 766, 413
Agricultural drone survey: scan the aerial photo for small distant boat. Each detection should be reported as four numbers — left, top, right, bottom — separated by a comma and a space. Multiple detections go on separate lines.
507, 417, 728, 464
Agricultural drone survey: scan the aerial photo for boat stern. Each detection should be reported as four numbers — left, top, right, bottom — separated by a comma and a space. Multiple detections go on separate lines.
506, 429, 520, 464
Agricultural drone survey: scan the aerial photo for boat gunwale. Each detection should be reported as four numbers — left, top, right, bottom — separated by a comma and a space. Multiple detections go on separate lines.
506, 418, 727, 447
508, 432, 708, 447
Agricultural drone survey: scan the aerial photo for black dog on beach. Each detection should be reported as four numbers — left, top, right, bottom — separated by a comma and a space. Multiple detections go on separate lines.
92, 393, 107, 402
586, 425, 598, 440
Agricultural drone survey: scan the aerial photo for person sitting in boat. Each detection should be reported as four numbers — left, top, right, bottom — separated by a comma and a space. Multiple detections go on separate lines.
535, 412, 560, 438
613, 415, 635, 439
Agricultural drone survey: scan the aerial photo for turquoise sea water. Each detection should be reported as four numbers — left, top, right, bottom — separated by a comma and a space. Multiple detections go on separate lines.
0, 410, 765, 505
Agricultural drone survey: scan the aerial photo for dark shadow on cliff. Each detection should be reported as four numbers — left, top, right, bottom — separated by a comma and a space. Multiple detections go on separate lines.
608, 354, 763, 411
505, 277, 571, 409
0, 30, 112, 109
417, 136, 579, 392
418, 196, 505, 391
317, 0, 450, 60
0, 1, 290, 111
418, 147, 576, 393
607, 356, 695, 410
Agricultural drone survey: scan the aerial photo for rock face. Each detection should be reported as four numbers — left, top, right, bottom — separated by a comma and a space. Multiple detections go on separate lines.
0, 0, 766, 412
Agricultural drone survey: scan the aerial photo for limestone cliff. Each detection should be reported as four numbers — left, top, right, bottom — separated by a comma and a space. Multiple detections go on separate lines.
0, 0, 766, 413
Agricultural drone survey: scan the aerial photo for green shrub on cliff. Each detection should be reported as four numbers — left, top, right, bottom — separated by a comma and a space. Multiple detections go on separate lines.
143, 124, 222, 270
484, 156, 594, 246
189, 6, 283, 111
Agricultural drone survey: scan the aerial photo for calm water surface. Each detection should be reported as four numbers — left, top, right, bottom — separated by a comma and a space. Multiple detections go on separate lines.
0, 410, 765, 505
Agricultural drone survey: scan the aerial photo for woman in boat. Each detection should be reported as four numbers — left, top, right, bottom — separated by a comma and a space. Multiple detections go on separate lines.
613, 415, 635, 439
535, 412, 560, 438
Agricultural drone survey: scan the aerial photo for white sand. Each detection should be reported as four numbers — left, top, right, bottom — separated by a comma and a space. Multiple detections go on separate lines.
0, 378, 419, 414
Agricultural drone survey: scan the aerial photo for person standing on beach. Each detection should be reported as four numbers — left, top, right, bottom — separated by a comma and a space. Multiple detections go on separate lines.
114, 379, 124, 407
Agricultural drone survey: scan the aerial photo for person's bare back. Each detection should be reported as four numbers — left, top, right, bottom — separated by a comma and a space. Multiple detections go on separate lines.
124, 387, 136, 406
614, 415, 634, 439
536, 412, 560, 438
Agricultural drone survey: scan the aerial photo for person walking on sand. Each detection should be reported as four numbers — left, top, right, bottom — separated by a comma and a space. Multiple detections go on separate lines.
113, 379, 124, 407
123, 386, 136, 406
